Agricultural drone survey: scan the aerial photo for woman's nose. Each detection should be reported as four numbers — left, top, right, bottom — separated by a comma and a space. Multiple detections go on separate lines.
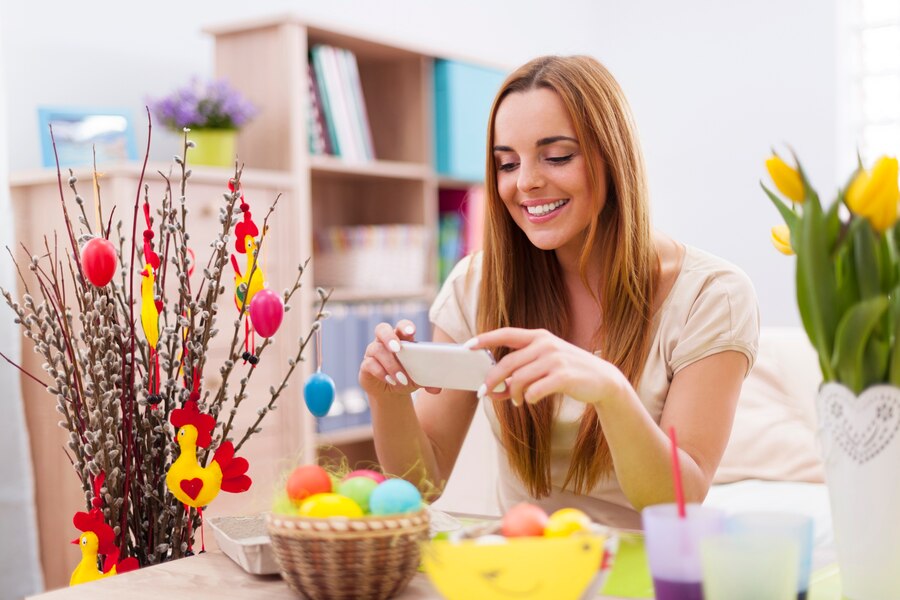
516, 161, 544, 193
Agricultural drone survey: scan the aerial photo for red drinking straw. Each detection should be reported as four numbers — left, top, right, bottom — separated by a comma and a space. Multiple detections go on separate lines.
669, 426, 686, 518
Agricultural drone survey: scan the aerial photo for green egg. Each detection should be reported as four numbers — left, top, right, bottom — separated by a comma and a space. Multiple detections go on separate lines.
336, 476, 379, 514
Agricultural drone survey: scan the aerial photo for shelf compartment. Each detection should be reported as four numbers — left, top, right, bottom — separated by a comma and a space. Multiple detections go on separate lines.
310, 155, 431, 181
316, 424, 373, 446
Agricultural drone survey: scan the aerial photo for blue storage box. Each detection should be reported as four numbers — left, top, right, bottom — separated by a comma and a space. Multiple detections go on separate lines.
434, 59, 506, 181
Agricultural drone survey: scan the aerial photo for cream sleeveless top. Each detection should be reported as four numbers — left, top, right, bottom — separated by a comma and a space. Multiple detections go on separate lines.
428, 246, 759, 529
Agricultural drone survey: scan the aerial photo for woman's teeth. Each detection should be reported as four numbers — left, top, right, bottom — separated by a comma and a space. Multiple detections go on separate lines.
526, 199, 569, 216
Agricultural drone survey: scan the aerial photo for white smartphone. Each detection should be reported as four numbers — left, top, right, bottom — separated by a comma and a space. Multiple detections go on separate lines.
396, 341, 495, 391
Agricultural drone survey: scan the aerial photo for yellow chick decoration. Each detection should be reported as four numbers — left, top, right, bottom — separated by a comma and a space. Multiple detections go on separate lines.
69, 509, 138, 586
166, 399, 252, 509
140, 264, 159, 349
230, 187, 266, 362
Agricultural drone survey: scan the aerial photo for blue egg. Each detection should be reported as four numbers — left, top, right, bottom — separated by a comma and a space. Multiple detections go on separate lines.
369, 478, 423, 515
303, 372, 335, 417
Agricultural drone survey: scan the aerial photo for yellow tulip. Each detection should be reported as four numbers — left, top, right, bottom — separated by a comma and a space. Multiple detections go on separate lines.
770, 224, 794, 255
846, 156, 900, 233
766, 155, 805, 203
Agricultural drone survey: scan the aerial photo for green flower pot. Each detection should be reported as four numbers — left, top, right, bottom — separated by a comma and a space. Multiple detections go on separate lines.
188, 129, 237, 168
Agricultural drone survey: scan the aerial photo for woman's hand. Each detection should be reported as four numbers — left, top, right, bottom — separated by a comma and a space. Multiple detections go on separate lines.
466, 327, 629, 407
358, 319, 442, 398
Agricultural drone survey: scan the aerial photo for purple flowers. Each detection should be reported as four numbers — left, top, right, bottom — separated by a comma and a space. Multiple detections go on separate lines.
149, 77, 257, 130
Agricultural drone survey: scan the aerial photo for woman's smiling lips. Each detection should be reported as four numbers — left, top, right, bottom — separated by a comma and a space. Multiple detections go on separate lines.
521, 198, 571, 223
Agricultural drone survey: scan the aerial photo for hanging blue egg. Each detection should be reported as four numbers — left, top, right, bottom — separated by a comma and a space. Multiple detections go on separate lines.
304, 371, 336, 417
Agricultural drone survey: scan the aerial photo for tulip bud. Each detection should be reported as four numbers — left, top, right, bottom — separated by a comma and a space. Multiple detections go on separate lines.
770, 224, 794, 255
846, 156, 900, 233
765, 155, 805, 203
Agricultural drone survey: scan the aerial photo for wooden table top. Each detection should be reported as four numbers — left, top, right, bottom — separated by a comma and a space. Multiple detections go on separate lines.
27, 547, 629, 599
28, 549, 444, 599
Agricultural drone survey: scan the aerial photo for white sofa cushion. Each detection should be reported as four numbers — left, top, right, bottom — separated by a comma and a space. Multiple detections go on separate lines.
715, 326, 825, 484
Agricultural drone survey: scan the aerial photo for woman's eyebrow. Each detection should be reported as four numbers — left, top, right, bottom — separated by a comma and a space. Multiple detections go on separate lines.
536, 135, 578, 147
492, 136, 578, 153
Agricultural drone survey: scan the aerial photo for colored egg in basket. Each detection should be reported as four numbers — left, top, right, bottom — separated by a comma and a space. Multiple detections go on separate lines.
269, 465, 430, 600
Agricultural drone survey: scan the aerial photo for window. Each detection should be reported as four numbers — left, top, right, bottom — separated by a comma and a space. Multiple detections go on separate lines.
853, 0, 900, 160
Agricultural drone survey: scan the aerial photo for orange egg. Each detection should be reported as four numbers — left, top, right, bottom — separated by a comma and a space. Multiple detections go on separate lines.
501, 502, 549, 537
286, 465, 332, 503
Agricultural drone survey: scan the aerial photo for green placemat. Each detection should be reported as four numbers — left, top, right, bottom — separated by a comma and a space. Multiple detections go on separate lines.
598, 532, 842, 599
600, 533, 654, 598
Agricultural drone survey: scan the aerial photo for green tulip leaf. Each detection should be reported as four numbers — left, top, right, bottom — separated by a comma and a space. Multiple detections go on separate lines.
798, 190, 838, 379
760, 182, 799, 233
863, 335, 890, 389
832, 295, 890, 393
853, 220, 880, 299
825, 196, 843, 249
835, 246, 861, 317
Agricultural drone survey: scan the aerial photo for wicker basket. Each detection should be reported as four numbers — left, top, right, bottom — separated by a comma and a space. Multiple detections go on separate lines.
267, 510, 430, 600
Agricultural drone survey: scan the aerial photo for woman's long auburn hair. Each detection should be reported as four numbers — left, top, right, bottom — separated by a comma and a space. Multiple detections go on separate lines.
477, 55, 658, 497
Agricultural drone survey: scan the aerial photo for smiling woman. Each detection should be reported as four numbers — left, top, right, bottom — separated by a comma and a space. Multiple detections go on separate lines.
360, 55, 759, 530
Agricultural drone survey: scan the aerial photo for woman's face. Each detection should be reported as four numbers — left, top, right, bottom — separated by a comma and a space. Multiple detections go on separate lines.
492, 88, 605, 256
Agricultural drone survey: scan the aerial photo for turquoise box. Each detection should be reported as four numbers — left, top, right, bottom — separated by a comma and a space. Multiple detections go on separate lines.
433, 59, 506, 182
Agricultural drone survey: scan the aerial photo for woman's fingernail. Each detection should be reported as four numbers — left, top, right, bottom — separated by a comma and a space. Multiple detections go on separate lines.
493, 382, 507, 393
511, 396, 521, 407
385, 374, 397, 386
396, 371, 408, 386
403, 325, 415, 335
463, 337, 478, 349
388, 340, 401, 353
477, 383, 487, 399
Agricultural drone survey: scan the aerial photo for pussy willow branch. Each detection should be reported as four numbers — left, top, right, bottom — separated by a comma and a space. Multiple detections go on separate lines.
209, 195, 280, 417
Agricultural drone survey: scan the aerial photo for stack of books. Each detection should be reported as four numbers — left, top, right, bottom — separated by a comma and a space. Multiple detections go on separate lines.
438, 186, 484, 281
307, 44, 376, 161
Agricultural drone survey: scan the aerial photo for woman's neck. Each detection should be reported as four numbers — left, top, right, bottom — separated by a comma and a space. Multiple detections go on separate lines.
554, 241, 603, 293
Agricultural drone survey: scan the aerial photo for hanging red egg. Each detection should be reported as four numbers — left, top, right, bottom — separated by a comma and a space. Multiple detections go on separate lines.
249, 289, 284, 338
82, 237, 117, 287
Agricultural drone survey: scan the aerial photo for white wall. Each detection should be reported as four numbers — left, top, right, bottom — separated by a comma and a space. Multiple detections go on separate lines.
2, 0, 839, 325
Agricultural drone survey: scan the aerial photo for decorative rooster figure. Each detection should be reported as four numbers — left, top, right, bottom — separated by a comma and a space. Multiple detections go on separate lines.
229, 178, 266, 365
69, 474, 139, 586
140, 200, 163, 407
166, 397, 252, 550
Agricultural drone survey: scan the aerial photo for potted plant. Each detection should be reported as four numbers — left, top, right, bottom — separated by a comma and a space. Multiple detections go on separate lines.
763, 152, 900, 600
149, 78, 257, 167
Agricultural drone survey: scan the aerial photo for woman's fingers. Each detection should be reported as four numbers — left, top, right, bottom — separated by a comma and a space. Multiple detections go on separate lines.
465, 327, 541, 351
368, 323, 413, 388
395, 319, 417, 341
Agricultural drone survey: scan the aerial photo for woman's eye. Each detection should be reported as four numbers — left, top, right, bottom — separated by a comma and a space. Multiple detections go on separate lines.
546, 153, 575, 164
497, 161, 519, 172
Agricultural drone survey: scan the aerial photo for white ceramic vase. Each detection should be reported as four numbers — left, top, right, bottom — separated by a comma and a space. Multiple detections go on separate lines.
817, 382, 900, 599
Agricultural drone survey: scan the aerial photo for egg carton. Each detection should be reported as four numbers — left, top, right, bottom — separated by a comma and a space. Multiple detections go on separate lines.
208, 514, 278, 575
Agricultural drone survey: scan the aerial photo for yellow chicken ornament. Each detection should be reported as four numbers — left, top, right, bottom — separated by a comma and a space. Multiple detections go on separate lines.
166, 399, 252, 506
229, 183, 266, 364
69, 508, 138, 586
166, 398, 252, 551
140, 200, 163, 407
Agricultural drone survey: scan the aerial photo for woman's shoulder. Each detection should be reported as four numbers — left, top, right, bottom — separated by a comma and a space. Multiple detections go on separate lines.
677, 245, 756, 299
660, 245, 760, 373
429, 252, 483, 343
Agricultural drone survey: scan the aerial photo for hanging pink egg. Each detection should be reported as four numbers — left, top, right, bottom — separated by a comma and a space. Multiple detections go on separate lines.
249, 289, 284, 338
82, 237, 117, 287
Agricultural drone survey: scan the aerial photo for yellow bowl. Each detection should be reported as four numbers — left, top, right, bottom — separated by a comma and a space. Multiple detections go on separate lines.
422, 530, 612, 600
